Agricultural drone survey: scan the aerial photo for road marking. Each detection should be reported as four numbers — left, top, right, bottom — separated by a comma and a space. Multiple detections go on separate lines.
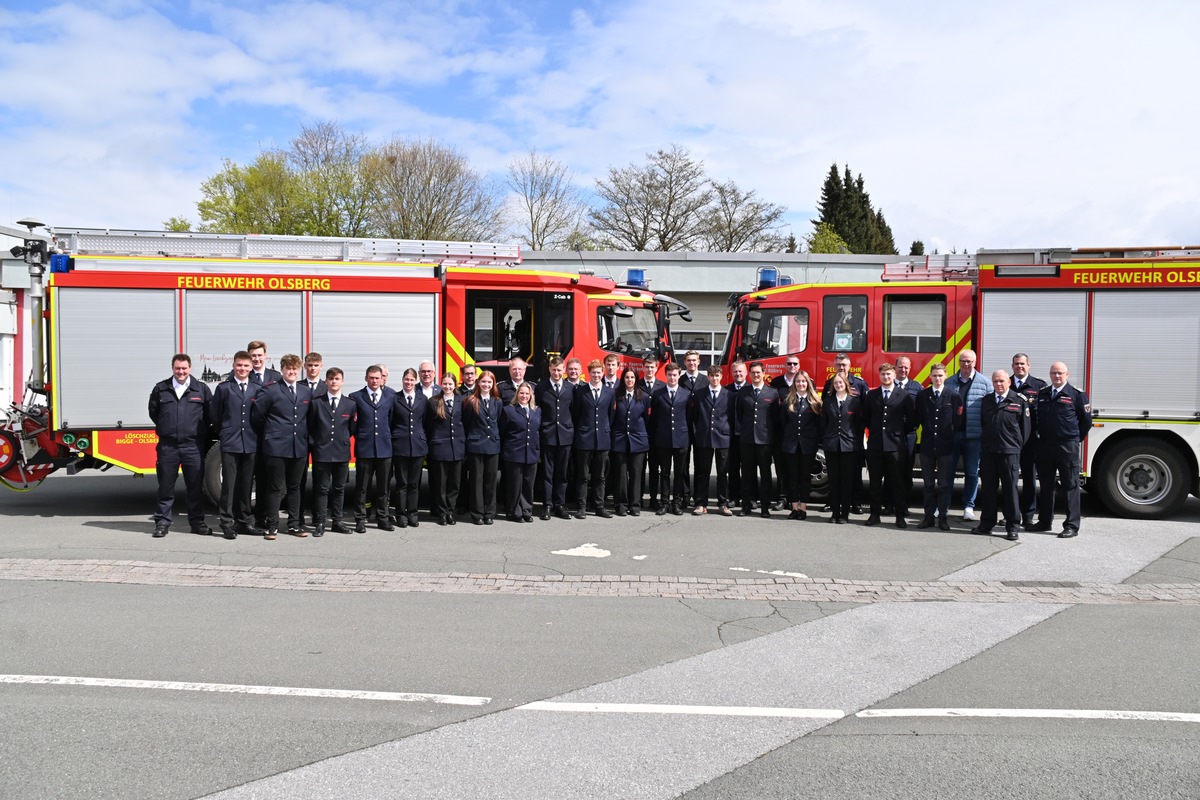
550, 542, 611, 558
0, 674, 491, 706
857, 708, 1200, 723
518, 701, 845, 719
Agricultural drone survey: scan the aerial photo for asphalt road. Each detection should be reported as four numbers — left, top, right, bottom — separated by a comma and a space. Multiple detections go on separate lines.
1, 472, 1198, 799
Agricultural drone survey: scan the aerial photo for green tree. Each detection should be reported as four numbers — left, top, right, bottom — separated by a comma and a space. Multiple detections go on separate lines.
814, 163, 897, 254
286, 121, 378, 237
804, 222, 850, 254
162, 216, 193, 232
909, 240, 925, 256
197, 152, 300, 234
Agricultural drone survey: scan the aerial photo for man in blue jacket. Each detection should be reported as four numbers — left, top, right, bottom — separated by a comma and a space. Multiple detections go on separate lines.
210, 350, 261, 539
252, 354, 312, 539
350, 364, 396, 532
946, 349, 991, 522
149, 353, 212, 538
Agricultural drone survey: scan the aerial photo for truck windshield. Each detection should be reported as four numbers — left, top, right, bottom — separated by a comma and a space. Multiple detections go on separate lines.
599, 305, 660, 357
737, 306, 810, 360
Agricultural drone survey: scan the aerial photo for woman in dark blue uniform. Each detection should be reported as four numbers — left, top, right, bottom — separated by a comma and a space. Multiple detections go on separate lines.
426, 372, 466, 526
390, 367, 428, 529
500, 382, 542, 522
610, 368, 651, 517
462, 371, 502, 525
821, 373, 863, 524
780, 371, 823, 520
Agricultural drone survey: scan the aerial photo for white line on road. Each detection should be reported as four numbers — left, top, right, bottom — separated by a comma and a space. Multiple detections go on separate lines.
0, 674, 491, 706
857, 708, 1200, 723
518, 701, 845, 719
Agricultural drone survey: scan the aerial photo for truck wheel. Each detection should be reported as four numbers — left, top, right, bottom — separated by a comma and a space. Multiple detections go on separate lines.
204, 443, 223, 506
1093, 438, 1189, 519
809, 450, 829, 501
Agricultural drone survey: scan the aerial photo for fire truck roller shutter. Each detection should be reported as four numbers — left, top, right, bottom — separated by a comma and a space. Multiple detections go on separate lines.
186, 291, 303, 385
54, 287, 176, 429
310, 292, 438, 383
978, 292, 1087, 387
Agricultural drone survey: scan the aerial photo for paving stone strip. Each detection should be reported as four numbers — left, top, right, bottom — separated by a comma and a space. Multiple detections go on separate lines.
1, 558, 1197, 605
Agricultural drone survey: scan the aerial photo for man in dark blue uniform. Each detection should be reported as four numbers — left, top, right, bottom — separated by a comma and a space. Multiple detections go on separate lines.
247, 339, 282, 528
972, 370, 1031, 541
210, 350, 261, 539
298, 351, 327, 526
1010, 353, 1048, 527
725, 361, 747, 510
893, 356, 923, 504
149, 353, 212, 538
915, 363, 964, 531
571, 359, 615, 518
309, 367, 356, 537
650, 363, 692, 516
1033, 361, 1093, 538
350, 364, 396, 532
863, 363, 916, 528
737, 362, 779, 518
536, 356, 575, 520
252, 354, 312, 538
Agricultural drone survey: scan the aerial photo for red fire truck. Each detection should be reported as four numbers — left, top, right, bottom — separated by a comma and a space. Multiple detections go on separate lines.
1, 226, 684, 493
719, 247, 1200, 519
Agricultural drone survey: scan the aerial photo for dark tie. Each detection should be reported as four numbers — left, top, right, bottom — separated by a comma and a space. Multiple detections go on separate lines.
330, 396, 337, 410
447, 400, 453, 414
238, 382, 246, 395
288, 384, 295, 399
594, 389, 599, 401
712, 391, 718, 403
371, 391, 378, 405
934, 391, 941, 402
524, 407, 529, 420
754, 388, 760, 399
407, 394, 413, 409
669, 390, 675, 402
883, 390, 890, 401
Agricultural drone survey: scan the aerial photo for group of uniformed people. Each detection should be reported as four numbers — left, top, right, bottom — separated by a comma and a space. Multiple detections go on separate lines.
150, 341, 1091, 542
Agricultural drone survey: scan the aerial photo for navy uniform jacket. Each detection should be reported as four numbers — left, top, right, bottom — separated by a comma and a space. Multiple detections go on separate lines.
1012, 374, 1047, 439
611, 392, 651, 454
680, 372, 704, 393
736, 384, 779, 446
149, 376, 212, 445
252, 381, 312, 459
308, 392, 356, 463
779, 396, 822, 455
726, 383, 747, 436
862, 387, 916, 452
769, 375, 796, 394
390, 392, 429, 458
426, 395, 466, 461
302, 378, 327, 397
500, 405, 542, 465
1036, 383, 1092, 443
572, 384, 616, 451
641, 378, 661, 398
822, 374, 870, 399
690, 385, 732, 449
822, 394, 863, 453
649, 385, 692, 449
349, 386, 396, 459
463, 396, 503, 456
915, 387, 964, 457
250, 368, 282, 387
210, 378, 261, 454
536, 380, 575, 448
498, 378, 534, 405
981, 391, 1032, 454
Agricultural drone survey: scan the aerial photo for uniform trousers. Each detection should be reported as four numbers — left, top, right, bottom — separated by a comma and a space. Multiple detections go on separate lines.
612, 451, 646, 513
428, 459, 463, 519
740, 442, 773, 512
920, 450, 957, 519
541, 444, 572, 511
468, 452, 499, 521
867, 449, 908, 517
504, 461, 537, 519
657, 446, 688, 506
265, 455, 307, 529
218, 450, 256, 529
978, 451, 1021, 531
1036, 440, 1082, 531
154, 440, 205, 527
354, 456, 392, 523
826, 450, 858, 520
693, 446, 729, 509
726, 435, 742, 506
782, 451, 816, 505
391, 455, 424, 524
574, 449, 609, 512
312, 461, 349, 524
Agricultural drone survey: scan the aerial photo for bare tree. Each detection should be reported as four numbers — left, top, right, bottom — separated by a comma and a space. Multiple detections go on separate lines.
506, 149, 588, 250
367, 138, 504, 241
590, 144, 713, 251
701, 180, 787, 252
287, 121, 379, 237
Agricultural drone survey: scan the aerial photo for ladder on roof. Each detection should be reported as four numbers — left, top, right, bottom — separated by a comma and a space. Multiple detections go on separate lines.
49, 227, 522, 267
882, 254, 978, 283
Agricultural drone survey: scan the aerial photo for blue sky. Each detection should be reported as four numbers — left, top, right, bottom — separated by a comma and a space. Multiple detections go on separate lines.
1, 0, 1196, 251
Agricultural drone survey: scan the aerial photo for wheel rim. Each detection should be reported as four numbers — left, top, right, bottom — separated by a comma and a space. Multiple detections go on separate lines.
1116, 453, 1174, 506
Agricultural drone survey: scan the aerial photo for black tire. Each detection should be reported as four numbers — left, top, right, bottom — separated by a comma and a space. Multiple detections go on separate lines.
1093, 437, 1189, 520
203, 443, 223, 506
808, 449, 830, 501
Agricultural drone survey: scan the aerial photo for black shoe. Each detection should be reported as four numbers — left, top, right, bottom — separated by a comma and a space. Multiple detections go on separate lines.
1022, 516, 1035, 529
630, 508, 640, 516
865, 515, 881, 527
1029, 522, 1053, 533
485, 517, 494, 525
378, 519, 394, 531
572, 509, 587, 520
656, 506, 668, 516
313, 524, 325, 537
220, 525, 236, 539
396, 517, 408, 529
354, 520, 367, 533
264, 528, 278, 540
153, 524, 168, 538
616, 508, 627, 517
895, 518, 908, 530
474, 517, 485, 525
438, 516, 449, 526
408, 517, 420, 528
917, 516, 935, 530
970, 526, 992, 536
190, 522, 212, 536
788, 509, 802, 520
669, 504, 683, 516
235, 523, 260, 536
938, 518, 952, 532
597, 509, 613, 519
554, 507, 572, 520
522, 516, 533, 523
834, 517, 846, 525
1058, 527, 1079, 539
540, 508, 552, 521
448, 516, 457, 525
851, 505, 864, 515
1005, 529, 1020, 541
331, 521, 350, 534
760, 509, 771, 519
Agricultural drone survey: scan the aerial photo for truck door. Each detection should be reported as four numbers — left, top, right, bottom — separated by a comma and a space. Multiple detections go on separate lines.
464, 290, 573, 383
735, 301, 817, 381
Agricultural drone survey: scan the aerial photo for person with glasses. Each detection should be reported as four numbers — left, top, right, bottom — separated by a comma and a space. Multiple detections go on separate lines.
417, 361, 439, 398
1032, 362, 1091, 539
